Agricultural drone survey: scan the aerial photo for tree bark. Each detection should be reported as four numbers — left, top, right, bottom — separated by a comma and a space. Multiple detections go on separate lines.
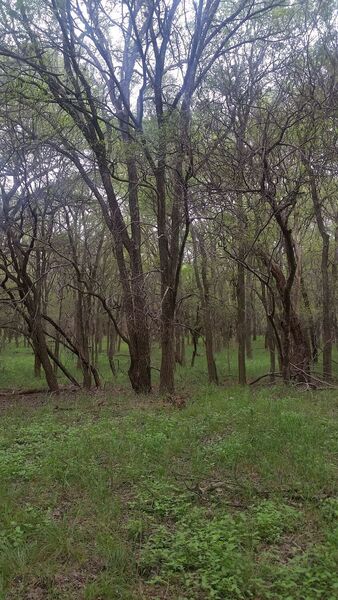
191, 228, 218, 384
237, 261, 246, 385
31, 322, 59, 392
246, 277, 253, 359
305, 161, 332, 378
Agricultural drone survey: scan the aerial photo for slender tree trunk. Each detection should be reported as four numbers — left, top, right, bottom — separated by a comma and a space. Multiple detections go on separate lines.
76, 292, 92, 389
159, 290, 176, 394
180, 334, 186, 367
246, 280, 253, 359
191, 228, 218, 384
107, 319, 117, 376
48, 348, 80, 387
175, 326, 183, 366
301, 276, 318, 363
333, 215, 338, 349
306, 163, 332, 378
190, 307, 200, 368
237, 262, 246, 384
252, 294, 257, 341
54, 337, 60, 376
267, 321, 275, 382
53, 298, 63, 376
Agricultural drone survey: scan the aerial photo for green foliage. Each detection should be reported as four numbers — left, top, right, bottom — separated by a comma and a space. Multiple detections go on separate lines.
0, 364, 337, 598
137, 487, 304, 599
1, 337, 337, 391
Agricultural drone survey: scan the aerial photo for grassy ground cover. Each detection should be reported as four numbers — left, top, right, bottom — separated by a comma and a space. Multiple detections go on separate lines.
1, 337, 337, 390
0, 342, 337, 599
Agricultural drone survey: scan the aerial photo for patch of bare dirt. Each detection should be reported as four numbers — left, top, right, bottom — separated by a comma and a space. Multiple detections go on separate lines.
7, 559, 105, 600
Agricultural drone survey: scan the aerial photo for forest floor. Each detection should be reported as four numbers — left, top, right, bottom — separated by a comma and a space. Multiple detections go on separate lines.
0, 342, 337, 599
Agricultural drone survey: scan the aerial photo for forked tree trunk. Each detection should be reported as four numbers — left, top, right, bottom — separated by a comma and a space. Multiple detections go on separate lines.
260, 183, 311, 382
268, 260, 311, 381
32, 323, 59, 392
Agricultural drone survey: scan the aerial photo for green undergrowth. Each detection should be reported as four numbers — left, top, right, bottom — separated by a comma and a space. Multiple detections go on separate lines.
1, 337, 337, 390
0, 385, 337, 598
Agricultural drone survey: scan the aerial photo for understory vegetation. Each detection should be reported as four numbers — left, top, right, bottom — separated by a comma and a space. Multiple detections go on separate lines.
0, 338, 280, 391
0, 1, 337, 597
0, 342, 337, 599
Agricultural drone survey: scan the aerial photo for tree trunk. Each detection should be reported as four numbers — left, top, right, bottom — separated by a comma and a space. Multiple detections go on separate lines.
159, 290, 176, 394
175, 326, 183, 366
268, 321, 276, 382
237, 262, 246, 384
191, 228, 218, 384
333, 215, 338, 349
53, 298, 63, 376
128, 330, 152, 394
246, 280, 253, 359
180, 334, 186, 367
107, 320, 117, 376
32, 324, 59, 392
301, 276, 318, 363
306, 163, 332, 378
269, 259, 311, 381
252, 294, 257, 341
123, 276, 151, 394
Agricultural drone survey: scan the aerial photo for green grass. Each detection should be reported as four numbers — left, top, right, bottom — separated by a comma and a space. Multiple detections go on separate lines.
0, 368, 337, 598
1, 337, 337, 390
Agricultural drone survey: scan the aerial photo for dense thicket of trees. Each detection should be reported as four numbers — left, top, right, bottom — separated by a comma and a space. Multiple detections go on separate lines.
0, 0, 337, 394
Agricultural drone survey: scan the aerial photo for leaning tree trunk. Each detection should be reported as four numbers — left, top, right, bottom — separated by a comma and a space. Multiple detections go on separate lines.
31, 322, 59, 392
261, 179, 311, 382
80, 140, 152, 394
